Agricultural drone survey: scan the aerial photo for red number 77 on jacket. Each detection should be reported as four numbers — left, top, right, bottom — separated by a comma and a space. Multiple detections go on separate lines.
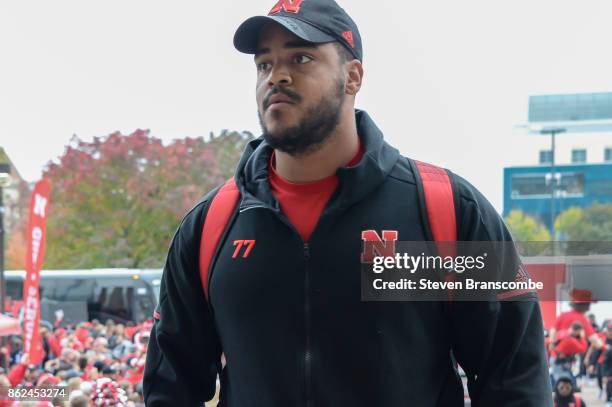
232, 240, 256, 259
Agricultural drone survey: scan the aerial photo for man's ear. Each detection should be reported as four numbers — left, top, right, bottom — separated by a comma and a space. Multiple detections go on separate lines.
345, 60, 363, 96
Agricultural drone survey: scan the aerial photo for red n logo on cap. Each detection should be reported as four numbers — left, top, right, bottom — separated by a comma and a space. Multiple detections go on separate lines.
269, 0, 304, 15
342, 31, 355, 48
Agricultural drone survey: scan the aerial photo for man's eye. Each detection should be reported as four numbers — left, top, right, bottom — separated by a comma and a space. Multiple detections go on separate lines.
294, 55, 313, 64
257, 62, 271, 72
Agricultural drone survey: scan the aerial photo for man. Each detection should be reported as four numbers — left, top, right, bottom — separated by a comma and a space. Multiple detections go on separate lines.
588, 313, 600, 333
553, 322, 588, 360
553, 375, 586, 407
143, 0, 551, 405
550, 289, 604, 352
598, 325, 612, 406
551, 322, 588, 391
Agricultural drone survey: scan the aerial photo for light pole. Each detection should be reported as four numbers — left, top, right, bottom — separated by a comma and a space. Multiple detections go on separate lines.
0, 162, 11, 317
540, 128, 566, 236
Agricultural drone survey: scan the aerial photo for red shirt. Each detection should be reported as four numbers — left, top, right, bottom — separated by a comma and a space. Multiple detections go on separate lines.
125, 326, 138, 341
554, 310, 595, 338
75, 327, 89, 344
7, 363, 26, 387
554, 336, 587, 357
269, 141, 364, 242
47, 333, 61, 358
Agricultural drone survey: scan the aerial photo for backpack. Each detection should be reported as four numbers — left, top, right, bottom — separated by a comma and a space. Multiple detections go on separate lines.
197, 158, 463, 404
554, 397, 582, 407
198, 159, 457, 300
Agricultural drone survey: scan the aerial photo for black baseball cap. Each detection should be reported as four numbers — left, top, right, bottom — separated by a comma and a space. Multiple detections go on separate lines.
233, 0, 362, 62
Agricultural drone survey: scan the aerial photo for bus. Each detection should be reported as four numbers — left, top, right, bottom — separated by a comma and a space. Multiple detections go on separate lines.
3, 269, 161, 325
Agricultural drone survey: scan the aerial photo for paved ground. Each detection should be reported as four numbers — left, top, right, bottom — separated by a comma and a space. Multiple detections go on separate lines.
578, 379, 607, 406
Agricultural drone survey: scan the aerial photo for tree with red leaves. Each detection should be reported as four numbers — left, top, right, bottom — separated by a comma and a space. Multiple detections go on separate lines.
43, 129, 253, 268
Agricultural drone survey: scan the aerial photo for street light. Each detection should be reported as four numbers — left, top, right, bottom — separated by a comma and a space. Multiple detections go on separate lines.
540, 128, 566, 237
0, 162, 11, 317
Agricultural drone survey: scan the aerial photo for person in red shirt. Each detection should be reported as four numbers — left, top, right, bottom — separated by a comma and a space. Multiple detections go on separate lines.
550, 289, 603, 352
74, 323, 90, 346
5, 354, 29, 387
553, 322, 588, 360
143, 1, 552, 405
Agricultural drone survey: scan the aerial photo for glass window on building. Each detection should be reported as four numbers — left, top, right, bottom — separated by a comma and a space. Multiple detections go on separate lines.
511, 174, 548, 197
511, 172, 584, 198
539, 150, 553, 165
605, 147, 612, 162
572, 149, 587, 163
558, 173, 585, 196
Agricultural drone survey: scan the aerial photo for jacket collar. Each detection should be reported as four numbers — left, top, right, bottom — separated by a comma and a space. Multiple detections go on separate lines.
234, 109, 400, 212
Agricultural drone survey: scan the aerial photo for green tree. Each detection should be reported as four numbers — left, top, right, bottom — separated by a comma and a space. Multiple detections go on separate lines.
554, 204, 612, 255
554, 207, 584, 241
43, 129, 253, 269
505, 210, 552, 255
505, 210, 551, 242
580, 203, 612, 241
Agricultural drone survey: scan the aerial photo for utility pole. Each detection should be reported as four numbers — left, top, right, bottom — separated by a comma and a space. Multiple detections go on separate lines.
541, 128, 566, 237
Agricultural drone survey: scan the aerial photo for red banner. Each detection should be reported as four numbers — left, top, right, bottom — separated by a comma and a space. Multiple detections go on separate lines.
22, 179, 51, 365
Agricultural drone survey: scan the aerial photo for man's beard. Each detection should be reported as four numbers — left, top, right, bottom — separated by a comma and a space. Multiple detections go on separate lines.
258, 78, 345, 157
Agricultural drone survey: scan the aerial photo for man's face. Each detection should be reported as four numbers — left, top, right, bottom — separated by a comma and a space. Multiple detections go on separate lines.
556, 380, 572, 397
255, 23, 347, 156
570, 326, 582, 337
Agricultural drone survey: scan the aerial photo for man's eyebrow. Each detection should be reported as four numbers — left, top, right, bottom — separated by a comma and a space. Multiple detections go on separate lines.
254, 40, 319, 58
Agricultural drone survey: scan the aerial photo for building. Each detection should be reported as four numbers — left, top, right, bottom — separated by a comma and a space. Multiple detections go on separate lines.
503, 92, 612, 231
503, 160, 612, 230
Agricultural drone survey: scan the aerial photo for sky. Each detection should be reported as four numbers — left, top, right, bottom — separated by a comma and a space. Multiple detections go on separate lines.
1, 0, 612, 212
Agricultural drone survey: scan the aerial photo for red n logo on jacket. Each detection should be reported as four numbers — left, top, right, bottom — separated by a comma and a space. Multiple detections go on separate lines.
269, 0, 304, 15
361, 230, 398, 263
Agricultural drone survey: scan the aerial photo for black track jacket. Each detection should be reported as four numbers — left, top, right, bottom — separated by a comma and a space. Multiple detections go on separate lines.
144, 110, 552, 407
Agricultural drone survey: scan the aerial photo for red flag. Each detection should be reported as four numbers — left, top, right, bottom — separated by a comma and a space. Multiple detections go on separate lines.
22, 179, 51, 365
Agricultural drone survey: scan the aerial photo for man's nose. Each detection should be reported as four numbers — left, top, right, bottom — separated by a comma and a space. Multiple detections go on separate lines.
268, 63, 292, 87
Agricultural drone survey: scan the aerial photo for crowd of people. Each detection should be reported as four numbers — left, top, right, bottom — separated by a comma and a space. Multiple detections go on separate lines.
0, 318, 151, 407
1, 295, 612, 406
547, 290, 612, 407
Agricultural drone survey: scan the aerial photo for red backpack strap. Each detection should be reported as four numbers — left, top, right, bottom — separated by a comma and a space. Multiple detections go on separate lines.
411, 159, 458, 301
199, 178, 241, 301
575, 396, 582, 407
413, 160, 457, 244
